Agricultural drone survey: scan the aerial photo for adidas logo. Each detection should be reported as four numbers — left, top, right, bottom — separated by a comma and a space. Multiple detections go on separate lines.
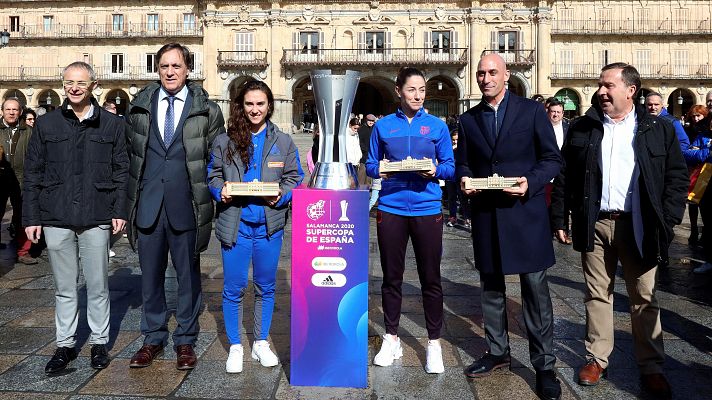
311, 273, 347, 288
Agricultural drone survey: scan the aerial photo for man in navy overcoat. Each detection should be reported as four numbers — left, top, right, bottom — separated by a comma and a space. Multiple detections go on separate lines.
455, 53, 563, 400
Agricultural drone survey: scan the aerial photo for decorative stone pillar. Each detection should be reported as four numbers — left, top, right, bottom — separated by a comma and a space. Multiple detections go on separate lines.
467, 12, 486, 109
534, 8, 552, 96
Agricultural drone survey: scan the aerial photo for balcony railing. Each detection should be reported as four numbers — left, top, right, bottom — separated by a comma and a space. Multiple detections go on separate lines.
281, 47, 468, 68
0, 66, 64, 81
93, 66, 204, 81
217, 51, 269, 69
0, 65, 204, 81
552, 19, 712, 35
480, 49, 536, 66
550, 64, 712, 80
2, 22, 202, 40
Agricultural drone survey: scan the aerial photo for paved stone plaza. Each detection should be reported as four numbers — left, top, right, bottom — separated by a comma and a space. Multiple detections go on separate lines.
0, 134, 710, 399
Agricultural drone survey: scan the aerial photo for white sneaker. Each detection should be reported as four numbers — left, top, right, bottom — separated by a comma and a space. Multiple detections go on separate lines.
251, 340, 279, 367
425, 339, 445, 374
694, 262, 712, 273
373, 334, 403, 367
226, 344, 243, 373
109, 250, 116, 258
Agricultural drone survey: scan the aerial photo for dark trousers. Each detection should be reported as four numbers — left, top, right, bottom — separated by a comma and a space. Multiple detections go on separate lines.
446, 181, 470, 219
137, 205, 202, 347
377, 210, 443, 339
481, 269, 556, 371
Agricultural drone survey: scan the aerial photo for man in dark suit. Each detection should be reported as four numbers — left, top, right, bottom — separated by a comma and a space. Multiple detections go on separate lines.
455, 53, 563, 400
125, 43, 225, 370
545, 98, 570, 239
551, 63, 687, 400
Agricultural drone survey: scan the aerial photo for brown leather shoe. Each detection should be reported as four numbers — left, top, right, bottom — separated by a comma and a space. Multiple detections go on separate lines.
641, 373, 672, 400
578, 359, 606, 386
176, 344, 197, 370
129, 344, 163, 368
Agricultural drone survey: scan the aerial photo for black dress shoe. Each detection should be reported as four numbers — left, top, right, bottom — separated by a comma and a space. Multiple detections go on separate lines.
536, 369, 562, 400
90, 344, 110, 369
464, 352, 511, 378
45, 347, 77, 374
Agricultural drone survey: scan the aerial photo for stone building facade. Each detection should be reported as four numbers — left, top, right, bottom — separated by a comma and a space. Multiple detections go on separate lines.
1, 0, 711, 127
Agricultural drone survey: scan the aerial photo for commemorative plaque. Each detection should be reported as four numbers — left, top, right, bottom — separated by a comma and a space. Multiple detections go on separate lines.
464, 174, 519, 190
379, 156, 435, 173
225, 180, 280, 196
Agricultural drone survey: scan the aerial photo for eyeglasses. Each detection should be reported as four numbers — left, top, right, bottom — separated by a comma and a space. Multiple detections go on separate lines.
62, 80, 94, 89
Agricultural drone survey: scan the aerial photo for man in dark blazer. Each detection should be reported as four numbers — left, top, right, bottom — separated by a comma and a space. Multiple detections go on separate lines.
125, 43, 225, 370
551, 63, 687, 400
455, 53, 563, 400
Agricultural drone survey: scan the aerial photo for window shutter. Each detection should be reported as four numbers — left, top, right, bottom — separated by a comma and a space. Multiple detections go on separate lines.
452, 30, 458, 59
490, 31, 497, 50
248, 31, 254, 51
385, 31, 392, 58
517, 30, 524, 50
319, 30, 325, 60
292, 31, 299, 49
104, 53, 110, 75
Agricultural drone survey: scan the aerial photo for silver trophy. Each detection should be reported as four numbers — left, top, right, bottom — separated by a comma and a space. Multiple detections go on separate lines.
307, 69, 361, 190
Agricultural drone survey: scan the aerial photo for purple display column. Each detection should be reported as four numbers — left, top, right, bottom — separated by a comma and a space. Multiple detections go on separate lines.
290, 186, 369, 388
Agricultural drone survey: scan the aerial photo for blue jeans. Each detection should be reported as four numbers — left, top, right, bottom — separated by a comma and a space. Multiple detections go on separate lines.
221, 220, 284, 344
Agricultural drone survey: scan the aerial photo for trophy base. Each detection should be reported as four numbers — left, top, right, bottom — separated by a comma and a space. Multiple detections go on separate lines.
308, 162, 359, 190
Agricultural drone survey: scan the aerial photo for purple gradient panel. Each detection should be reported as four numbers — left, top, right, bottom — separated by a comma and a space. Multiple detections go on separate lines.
291, 186, 369, 387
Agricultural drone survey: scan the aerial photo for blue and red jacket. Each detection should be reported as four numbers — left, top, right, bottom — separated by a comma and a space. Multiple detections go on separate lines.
366, 108, 454, 216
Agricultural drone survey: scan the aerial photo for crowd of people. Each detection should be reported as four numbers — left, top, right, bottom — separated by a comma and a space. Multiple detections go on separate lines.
0, 42, 706, 400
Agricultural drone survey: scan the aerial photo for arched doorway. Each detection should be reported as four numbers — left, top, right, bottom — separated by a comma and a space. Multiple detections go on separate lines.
37, 89, 61, 111
424, 76, 459, 120
554, 88, 581, 119
507, 76, 526, 98
292, 77, 316, 130
2, 89, 27, 108
104, 89, 129, 116
354, 77, 397, 118
667, 88, 695, 118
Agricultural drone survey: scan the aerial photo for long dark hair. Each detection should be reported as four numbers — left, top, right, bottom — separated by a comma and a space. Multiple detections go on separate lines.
226, 80, 274, 168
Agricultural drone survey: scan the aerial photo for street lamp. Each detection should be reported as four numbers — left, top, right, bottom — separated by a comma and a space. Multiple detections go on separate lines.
639, 93, 645, 104
115, 94, 121, 105
437, 82, 443, 91
677, 90, 684, 105
46, 92, 52, 105
0, 29, 9, 48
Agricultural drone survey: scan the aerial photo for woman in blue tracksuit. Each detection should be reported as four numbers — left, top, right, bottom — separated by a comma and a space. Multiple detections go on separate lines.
207, 80, 304, 373
366, 67, 455, 374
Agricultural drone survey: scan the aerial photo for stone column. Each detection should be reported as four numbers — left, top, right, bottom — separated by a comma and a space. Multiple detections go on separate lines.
535, 8, 552, 96
467, 12, 486, 109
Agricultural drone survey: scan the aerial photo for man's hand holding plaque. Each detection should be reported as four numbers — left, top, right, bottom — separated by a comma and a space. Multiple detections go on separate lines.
462, 173, 525, 196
